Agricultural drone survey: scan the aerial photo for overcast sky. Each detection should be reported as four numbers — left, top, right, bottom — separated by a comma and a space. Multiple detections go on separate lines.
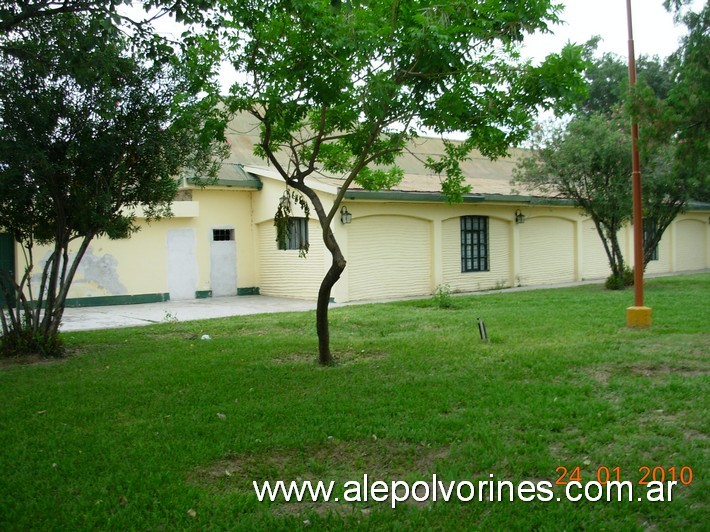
141, 0, 698, 92
522, 0, 696, 63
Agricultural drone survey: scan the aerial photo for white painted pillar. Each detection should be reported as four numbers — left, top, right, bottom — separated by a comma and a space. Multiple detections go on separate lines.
432, 218, 444, 289
669, 219, 677, 273
331, 213, 349, 303
575, 218, 584, 281
511, 219, 521, 287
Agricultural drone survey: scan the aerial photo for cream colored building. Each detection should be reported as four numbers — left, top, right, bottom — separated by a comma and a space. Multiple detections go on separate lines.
2, 123, 709, 307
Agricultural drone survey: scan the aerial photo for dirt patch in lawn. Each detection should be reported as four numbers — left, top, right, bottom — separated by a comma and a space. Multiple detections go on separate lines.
584, 358, 706, 385
633, 334, 710, 360
625, 363, 706, 378
588, 367, 612, 387
194, 438, 450, 514
0, 353, 70, 368
271, 349, 389, 366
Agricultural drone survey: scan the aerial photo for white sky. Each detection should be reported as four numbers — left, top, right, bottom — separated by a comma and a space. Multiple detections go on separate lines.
522, 0, 697, 62
141, 0, 696, 93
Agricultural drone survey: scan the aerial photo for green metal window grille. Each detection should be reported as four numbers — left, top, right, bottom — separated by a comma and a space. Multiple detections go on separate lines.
278, 217, 309, 250
461, 216, 489, 272
212, 228, 234, 241
643, 219, 658, 261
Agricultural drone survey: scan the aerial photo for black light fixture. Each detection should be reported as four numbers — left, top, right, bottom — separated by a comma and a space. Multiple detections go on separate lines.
515, 209, 526, 224
340, 206, 352, 224
279, 192, 290, 209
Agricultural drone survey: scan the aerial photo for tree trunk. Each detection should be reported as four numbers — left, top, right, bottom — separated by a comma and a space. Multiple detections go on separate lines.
591, 217, 626, 284
609, 232, 626, 279
290, 181, 348, 365
47, 235, 93, 338
316, 252, 346, 365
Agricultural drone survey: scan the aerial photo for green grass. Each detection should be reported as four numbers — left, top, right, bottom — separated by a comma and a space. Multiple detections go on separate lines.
1, 274, 708, 530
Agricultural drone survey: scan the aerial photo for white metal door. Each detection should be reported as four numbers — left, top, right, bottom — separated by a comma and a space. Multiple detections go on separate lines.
167, 228, 198, 300
210, 229, 237, 297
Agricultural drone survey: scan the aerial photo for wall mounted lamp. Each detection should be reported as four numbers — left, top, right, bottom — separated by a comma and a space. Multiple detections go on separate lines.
515, 210, 526, 224
279, 192, 290, 209
340, 206, 352, 225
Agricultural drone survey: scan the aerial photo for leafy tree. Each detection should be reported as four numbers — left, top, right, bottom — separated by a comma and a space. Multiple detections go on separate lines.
579, 42, 674, 116
514, 113, 695, 288
659, 1, 710, 202
0, 0, 216, 33
221, 0, 587, 365
0, 13, 227, 356
514, 113, 647, 288
516, 5, 709, 289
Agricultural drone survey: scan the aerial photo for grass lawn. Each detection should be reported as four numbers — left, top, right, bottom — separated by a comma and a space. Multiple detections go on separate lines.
0, 274, 708, 530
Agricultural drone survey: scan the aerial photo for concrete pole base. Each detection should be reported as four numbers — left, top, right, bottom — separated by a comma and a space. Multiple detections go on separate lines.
626, 306, 652, 328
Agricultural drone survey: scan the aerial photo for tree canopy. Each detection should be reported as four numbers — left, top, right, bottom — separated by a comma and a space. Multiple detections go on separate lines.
579, 41, 674, 116
515, 2, 709, 288
0, 0, 217, 33
662, 2, 709, 201
0, 10, 227, 356
220, 0, 588, 364
514, 114, 633, 285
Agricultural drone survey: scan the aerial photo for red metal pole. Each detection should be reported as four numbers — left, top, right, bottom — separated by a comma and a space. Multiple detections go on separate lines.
626, 0, 644, 307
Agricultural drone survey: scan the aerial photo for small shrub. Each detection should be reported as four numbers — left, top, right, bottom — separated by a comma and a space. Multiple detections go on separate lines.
432, 284, 454, 309
605, 267, 635, 290
623, 267, 635, 287
0, 328, 64, 358
163, 311, 179, 324
605, 274, 624, 290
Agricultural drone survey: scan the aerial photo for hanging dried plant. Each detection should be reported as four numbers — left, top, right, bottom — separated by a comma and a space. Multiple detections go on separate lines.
274, 188, 310, 258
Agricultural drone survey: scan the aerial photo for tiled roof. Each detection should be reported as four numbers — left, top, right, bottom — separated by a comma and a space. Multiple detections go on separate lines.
224, 113, 538, 197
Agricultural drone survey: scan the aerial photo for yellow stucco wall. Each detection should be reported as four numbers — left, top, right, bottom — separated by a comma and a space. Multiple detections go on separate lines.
518, 214, 576, 286
250, 175, 332, 300
14, 187, 258, 302
257, 218, 325, 299
332, 201, 709, 302
580, 219, 611, 280
674, 218, 707, 271
442, 215, 511, 292
347, 214, 432, 301
644, 225, 673, 275
8, 175, 709, 307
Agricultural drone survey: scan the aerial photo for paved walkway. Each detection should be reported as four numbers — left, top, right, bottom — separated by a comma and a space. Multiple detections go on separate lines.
60, 271, 707, 332
60, 281, 592, 332
60, 295, 320, 332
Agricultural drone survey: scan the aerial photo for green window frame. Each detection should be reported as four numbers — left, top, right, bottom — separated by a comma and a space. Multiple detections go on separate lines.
212, 228, 234, 241
461, 216, 489, 272
643, 219, 658, 261
0, 233, 15, 307
278, 217, 309, 251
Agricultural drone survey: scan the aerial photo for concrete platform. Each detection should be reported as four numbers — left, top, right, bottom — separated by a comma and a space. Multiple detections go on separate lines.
60, 295, 320, 332
59, 281, 593, 332
59, 271, 707, 333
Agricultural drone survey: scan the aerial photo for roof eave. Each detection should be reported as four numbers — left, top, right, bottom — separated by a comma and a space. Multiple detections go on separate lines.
342, 189, 577, 206
185, 177, 263, 190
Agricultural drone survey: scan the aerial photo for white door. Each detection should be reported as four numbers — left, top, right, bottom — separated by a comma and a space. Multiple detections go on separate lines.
210, 228, 237, 297
167, 228, 198, 300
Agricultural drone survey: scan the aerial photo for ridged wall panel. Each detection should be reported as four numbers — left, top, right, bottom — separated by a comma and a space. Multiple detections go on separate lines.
442, 217, 511, 291
581, 219, 611, 280
257, 219, 325, 300
347, 215, 432, 301
675, 219, 707, 271
519, 217, 575, 286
